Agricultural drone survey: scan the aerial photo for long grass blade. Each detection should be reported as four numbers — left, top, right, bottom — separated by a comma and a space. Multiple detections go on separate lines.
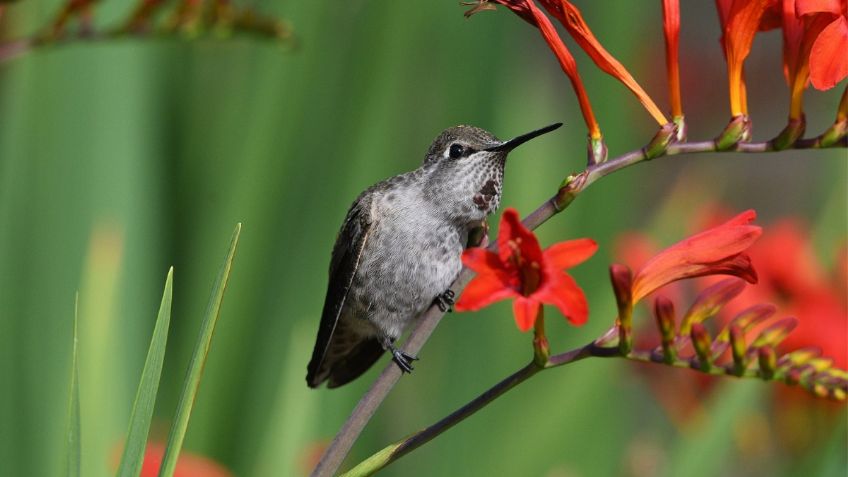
65, 293, 81, 477
117, 267, 175, 477
158, 224, 241, 477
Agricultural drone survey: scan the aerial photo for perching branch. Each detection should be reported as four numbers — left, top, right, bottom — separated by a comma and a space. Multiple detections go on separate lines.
310, 128, 847, 477
341, 278, 847, 476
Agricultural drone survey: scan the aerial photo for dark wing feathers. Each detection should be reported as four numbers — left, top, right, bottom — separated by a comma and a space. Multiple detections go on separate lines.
306, 194, 373, 387
326, 337, 385, 388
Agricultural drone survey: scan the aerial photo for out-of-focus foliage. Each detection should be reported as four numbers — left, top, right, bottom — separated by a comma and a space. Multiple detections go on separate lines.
0, 1, 844, 476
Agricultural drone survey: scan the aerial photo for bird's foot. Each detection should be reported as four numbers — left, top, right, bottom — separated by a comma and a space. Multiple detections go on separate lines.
434, 289, 455, 313
389, 345, 418, 374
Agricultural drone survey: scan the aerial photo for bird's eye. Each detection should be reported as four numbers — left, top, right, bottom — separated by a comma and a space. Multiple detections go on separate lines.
448, 143, 465, 158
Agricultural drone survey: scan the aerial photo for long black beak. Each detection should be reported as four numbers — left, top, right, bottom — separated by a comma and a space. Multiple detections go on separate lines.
484, 122, 562, 152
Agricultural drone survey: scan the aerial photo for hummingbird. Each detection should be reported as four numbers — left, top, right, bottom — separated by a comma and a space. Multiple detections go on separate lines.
306, 122, 562, 388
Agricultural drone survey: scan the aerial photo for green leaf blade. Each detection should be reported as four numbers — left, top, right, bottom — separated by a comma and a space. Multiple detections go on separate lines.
158, 224, 241, 477
117, 267, 175, 477
65, 294, 81, 477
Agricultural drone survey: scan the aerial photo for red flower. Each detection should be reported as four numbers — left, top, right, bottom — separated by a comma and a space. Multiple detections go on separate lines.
716, 0, 777, 116
710, 220, 847, 368
468, 1, 601, 140
537, 0, 668, 126
663, 0, 684, 120
455, 208, 597, 331
140, 442, 231, 477
631, 210, 763, 303
469, 1, 670, 135
797, 0, 848, 90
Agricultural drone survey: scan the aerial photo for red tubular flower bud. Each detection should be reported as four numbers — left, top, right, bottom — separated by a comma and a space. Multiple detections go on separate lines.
752, 317, 798, 348
691, 323, 713, 372
654, 296, 677, 363
609, 264, 633, 354
729, 323, 747, 376
758, 346, 777, 379
680, 277, 746, 334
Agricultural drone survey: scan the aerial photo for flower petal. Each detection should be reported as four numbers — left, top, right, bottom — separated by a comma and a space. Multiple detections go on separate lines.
512, 297, 541, 331
461, 247, 506, 275
543, 238, 598, 270
523, 0, 602, 138
722, 0, 775, 115
540, 0, 669, 125
809, 16, 848, 90
632, 210, 762, 303
535, 273, 589, 325
663, 0, 684, 117
497, 208, 544, 267
455, 273, 517, 311
796, 0, 843, 16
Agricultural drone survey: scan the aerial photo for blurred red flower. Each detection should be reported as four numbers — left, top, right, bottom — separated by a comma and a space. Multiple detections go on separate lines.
455, 208, 597, 331
715, 220, 848, 367
139, 442, 231, 477
618, 210, 847, 368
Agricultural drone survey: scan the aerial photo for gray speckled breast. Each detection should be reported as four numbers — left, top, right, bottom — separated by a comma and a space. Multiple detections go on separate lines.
346, 185, 466, 341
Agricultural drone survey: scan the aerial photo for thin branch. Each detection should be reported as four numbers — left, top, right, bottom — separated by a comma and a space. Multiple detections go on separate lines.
343, 331, 846, 476
339, 345, 596, 477
310, 133, 846, 477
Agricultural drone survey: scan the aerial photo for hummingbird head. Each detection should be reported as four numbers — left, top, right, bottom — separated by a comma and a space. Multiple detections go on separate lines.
420, 123, 562, 225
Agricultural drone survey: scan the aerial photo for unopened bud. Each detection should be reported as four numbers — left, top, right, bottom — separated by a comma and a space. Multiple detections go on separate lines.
654, 296, 676, 363
610, 265, 633, 355
785, 367, 802, 386
752, 317, 798, 348
729, 324, 747, 376
691, 323, 712, 372
758, 346, 777, 379
681, 278, 746, 334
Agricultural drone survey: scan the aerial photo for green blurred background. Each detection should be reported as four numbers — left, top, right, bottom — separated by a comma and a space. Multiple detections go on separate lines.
0, 1, 845, 476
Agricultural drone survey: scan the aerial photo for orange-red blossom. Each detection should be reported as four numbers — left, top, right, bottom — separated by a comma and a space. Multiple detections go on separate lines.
468, 0, 669, 140
717, 0, 778, 117
797, 0, 848, 90
630, 210, 763, 303
455, 208, 597, 332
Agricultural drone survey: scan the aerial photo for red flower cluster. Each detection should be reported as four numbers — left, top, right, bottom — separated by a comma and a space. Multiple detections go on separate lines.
467, 1, 847, 152
718, 0, 847, 119
617, 208, 847, 368
466, 0, 672, 162
455, 208, 597, 332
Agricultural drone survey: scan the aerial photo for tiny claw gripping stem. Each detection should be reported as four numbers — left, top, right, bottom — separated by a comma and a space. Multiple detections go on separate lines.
389, 345, 418, 374
435, 289, 455, 313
